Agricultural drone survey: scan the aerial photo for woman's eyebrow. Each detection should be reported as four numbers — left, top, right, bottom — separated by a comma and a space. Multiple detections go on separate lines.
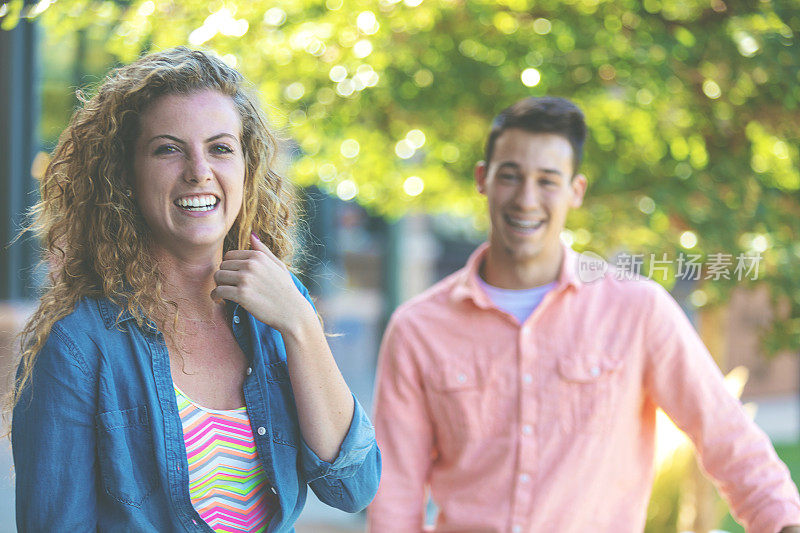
147, 133, 239, 144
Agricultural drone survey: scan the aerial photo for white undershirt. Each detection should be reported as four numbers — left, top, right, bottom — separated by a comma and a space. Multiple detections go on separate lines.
477, 277, 557, 324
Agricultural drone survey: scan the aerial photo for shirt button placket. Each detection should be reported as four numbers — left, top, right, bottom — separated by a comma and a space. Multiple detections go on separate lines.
513, 358, 537, 533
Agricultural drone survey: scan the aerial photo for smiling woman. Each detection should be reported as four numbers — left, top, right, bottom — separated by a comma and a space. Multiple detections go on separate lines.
133, 90, 246, 256
8, 47, 380, 532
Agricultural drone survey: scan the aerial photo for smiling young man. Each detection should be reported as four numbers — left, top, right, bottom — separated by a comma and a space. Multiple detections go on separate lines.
368, 97, 800, 532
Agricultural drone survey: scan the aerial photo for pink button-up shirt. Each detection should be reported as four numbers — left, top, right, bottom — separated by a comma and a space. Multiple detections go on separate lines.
369, 243, 800, 533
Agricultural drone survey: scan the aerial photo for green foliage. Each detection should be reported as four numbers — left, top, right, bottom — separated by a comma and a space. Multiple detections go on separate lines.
645, 448, 693, 533
3, 0, 800, 352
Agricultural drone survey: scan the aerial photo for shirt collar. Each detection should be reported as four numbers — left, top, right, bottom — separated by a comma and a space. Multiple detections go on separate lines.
98, 298, 137, 329
450, 242, 584, 307
98, 296, 244, 332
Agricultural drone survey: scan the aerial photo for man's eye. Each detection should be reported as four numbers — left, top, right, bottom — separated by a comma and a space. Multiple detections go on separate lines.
154, 144, 178, 155
498, 173, 518, 181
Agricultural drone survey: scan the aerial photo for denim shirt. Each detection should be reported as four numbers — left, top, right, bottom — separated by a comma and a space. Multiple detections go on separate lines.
12, 277, 381, 532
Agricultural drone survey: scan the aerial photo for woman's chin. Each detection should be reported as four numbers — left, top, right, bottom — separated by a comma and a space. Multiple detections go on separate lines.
153, 233, 227, 257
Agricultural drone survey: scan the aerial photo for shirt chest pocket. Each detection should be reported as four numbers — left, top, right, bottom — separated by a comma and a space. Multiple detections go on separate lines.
428, 357, 509, 445
555, 354, 623, 436
96, 405, 159, 507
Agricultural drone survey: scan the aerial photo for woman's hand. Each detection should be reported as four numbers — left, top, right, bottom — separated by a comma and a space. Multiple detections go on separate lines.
214, 232, 354, 463
211, 233, 314, 333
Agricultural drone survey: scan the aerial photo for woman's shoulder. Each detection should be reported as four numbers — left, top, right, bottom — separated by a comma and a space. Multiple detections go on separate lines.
22, 297, 110, 387
42, 296, 130, 367
53, 296, 118, 334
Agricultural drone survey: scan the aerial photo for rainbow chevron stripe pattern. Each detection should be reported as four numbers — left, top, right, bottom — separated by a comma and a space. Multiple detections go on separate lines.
175, 386, 276, 532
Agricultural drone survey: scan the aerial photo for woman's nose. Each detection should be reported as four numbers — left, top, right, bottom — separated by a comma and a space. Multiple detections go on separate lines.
185, 152, 212, 183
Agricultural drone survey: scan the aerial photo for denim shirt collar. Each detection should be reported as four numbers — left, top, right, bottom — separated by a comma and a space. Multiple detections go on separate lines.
97, 297, 142, 330
96, 296, 243, 334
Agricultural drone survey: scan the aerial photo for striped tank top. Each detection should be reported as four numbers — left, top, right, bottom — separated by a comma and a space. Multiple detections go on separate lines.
175, 385, 277, 532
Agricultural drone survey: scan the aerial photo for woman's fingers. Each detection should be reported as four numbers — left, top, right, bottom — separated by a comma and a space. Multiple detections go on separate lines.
223, 249, 259, 261
210, 285, 238, 304
219, 259, 249, 271
250, 233, 286, 268
213, 269, 241, 286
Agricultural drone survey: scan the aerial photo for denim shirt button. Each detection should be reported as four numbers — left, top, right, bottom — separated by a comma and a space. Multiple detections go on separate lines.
270, 486, 277, 495
246, 366, 253, 376
257, 426, 266, 436
233, 315, 240, 324
192, 519, 198, 525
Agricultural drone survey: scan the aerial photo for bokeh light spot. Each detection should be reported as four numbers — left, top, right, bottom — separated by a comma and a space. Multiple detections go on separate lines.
702, 80, 721, 99
337, 180, 358, 201
340, 139, 360, 158
521, 68, 541, 87
680, 231, 697, 249
403, 176, 425, 196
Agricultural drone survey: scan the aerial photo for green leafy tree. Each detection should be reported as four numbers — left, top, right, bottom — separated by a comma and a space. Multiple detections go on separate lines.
2, 0, 799, 352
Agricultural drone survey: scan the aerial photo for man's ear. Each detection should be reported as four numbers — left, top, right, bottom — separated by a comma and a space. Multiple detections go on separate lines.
570, 173, 588, 208
475, 161, 488, 194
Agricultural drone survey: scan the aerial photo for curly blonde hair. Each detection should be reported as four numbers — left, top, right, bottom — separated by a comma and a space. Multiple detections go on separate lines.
9, 47, 296, 410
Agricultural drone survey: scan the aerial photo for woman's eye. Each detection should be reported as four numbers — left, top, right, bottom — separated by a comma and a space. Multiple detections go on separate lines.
154, 144, 178, 155
212, 144, 234, 154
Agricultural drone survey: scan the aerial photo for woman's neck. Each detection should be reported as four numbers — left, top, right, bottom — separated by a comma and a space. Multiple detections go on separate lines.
151, 245, 225, 323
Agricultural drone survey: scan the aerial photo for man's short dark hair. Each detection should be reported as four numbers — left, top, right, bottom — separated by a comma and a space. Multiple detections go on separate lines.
484, 96, 587, 176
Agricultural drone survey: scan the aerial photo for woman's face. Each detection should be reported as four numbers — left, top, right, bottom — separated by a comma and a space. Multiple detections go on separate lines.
132, 89, 246, 259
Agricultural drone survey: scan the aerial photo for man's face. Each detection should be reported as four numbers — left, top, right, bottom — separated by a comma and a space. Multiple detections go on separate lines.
475, 128, 587, 268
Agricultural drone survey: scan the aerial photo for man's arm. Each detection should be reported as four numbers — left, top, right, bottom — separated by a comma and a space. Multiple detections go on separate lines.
367, 314, 435, 533
643, 283, 800, 533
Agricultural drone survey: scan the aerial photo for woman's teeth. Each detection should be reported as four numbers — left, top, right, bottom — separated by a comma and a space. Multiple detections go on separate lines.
175, 195, 218, 211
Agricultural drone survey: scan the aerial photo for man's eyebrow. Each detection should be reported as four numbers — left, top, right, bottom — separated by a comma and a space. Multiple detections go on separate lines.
539, 168, 563, 176
495, 161, 563, 176
147, 133, 239, 144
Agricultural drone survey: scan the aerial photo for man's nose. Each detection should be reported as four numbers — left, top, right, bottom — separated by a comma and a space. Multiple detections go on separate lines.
515, 177, 541, 209
184, 150, 213, 183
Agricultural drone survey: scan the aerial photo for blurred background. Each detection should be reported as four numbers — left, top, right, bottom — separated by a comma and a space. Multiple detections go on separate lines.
1, 0, 799, 531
